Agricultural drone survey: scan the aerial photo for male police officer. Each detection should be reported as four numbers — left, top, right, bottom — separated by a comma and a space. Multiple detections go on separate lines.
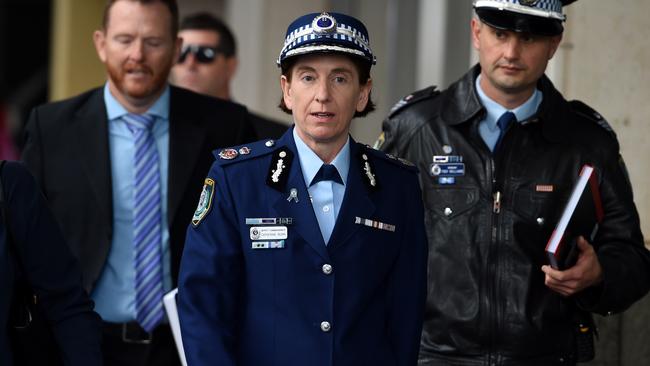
379, 1, 650, 365
179, 12, 428, 366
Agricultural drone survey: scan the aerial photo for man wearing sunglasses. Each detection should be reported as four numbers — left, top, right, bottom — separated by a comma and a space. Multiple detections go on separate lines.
171, 12, 287, 139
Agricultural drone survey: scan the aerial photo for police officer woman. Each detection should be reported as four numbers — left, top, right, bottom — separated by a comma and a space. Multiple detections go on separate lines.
179, 11, 428, 366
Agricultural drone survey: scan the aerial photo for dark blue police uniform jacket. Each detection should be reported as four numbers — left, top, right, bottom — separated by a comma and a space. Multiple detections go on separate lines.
179, 128, 428, 366
0, 161, 101, 365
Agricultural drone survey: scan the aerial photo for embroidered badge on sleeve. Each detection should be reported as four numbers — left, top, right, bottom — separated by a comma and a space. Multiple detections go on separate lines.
192, 178, 215, 226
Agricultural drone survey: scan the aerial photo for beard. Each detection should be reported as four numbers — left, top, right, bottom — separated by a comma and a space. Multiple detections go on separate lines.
106, 58, 173, 101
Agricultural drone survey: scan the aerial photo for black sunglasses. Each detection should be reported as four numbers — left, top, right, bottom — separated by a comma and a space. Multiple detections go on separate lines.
178, 45, 221, 64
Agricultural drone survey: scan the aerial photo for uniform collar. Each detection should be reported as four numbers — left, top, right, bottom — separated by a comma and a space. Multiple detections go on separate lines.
475, 74, 543, 131
103, 83, 171, 121
440, 64, 572, 143
292, 127, 350, 188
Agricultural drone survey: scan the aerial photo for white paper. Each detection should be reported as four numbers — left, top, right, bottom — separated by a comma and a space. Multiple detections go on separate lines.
163, 288, 188, 366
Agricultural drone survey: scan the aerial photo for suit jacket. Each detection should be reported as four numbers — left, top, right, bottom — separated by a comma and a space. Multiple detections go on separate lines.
178, 129, 428, 366
0, 161, 101, 366
21, 85, 256, 292
248, 111, 288, 140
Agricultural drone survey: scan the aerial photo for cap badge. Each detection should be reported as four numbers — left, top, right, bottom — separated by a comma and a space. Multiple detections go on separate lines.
312, 12, 337, 34
519, 0, 539, 6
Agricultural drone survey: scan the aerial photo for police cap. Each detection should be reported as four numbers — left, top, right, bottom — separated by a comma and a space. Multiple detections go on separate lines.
277, 12, 376, 67
474, 0, 578, 36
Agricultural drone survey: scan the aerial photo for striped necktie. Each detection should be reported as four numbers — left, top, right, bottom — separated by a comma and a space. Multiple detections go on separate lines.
123, 113, 164, 332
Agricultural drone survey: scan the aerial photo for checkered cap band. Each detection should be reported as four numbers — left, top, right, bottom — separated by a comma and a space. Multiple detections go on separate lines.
474, 0, 565, 20
277, 12, 375, 66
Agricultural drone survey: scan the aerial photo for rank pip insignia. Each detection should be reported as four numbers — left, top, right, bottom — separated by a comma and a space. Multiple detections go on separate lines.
192, 178, 215, 226
218, 148, 238, 160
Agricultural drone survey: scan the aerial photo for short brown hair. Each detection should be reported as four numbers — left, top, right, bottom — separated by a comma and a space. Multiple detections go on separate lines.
180, 13, 236, 58
278, 55, 376, 118
102, 0, 179, 36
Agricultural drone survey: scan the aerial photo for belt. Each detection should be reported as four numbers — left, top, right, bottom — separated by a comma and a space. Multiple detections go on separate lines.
103, 321, 160, 345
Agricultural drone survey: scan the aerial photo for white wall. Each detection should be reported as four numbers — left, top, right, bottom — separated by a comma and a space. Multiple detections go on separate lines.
560, 0, 650, 239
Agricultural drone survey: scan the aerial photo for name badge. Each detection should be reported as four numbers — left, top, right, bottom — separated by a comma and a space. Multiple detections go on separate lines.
250, 226, 288, 240
245, 217, 293, 225
433, 155, 463, 163
252, 240, 286, 249
430, 163, 465, 177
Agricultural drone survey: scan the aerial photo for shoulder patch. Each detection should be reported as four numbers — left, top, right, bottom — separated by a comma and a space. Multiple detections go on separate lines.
192, 178, 215, 227
212, 139, 278, 166
569, 100, 618, 140
372, 132, 385, 150
389, 86, 440, 118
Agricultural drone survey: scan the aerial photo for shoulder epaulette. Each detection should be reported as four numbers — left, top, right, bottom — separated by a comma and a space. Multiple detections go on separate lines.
212, 138, 279, 166
569, 100, 618, 140
389, 86, 441, 118
361, 144, 418, 173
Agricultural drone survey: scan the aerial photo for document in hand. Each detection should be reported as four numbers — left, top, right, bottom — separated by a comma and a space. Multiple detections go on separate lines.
163, 288, 188, 366
545, 165, 604, 270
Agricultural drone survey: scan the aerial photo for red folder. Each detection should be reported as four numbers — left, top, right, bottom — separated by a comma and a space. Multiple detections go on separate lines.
545, 165, 604, 270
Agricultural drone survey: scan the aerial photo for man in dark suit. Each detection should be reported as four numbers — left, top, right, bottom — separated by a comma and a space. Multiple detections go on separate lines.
178, 12, 428, 366
0, 161, 101, 366
170, 12, 288, 139
21, 1, 254, 365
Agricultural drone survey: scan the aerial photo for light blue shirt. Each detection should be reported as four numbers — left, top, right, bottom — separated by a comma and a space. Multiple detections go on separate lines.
293, 128, 349, 244
476, 74, 543, 151
91, 83, 172, 322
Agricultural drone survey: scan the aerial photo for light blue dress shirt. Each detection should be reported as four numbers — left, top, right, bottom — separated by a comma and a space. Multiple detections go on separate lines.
91, 83, 172, 322
293, 128, 349, 245
476, 74, 543, 151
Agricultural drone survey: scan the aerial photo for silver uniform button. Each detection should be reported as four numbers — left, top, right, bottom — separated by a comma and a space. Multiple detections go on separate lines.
536, 217, 545, 225
444, 207, 453, 216
322, 264, 333, 275
320, 321, 331, 332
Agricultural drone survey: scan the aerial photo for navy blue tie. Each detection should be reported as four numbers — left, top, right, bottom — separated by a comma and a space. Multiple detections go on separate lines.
122, 113, 164, 332
494, 111, 516, 152
310, 164, 343, 186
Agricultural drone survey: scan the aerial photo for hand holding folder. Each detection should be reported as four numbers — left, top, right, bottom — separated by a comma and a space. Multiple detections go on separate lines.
545, 165, 604, 270
542, 164, 605, 297
542, 236, 604, 297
